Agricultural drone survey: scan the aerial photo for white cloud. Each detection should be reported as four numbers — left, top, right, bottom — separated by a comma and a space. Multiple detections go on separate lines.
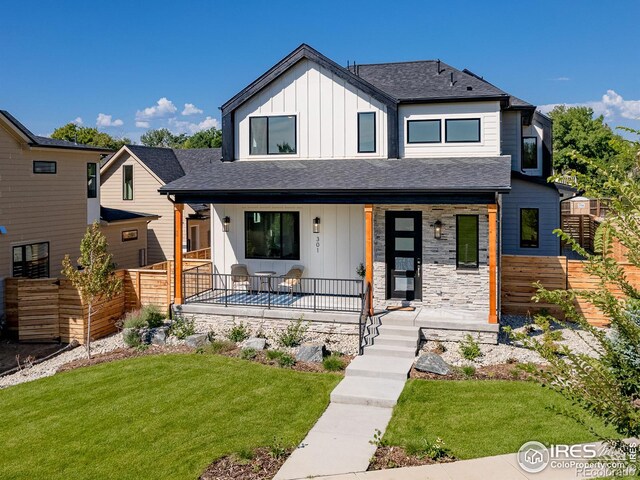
72, 117, 83, 125
182, 103, 203, 116
169, 116, 219, 134
135, 121, 150, 128
136, 97, 177, 121
538, 90, 640, 121
96, 113, 123, 127
553, 77, 570, 81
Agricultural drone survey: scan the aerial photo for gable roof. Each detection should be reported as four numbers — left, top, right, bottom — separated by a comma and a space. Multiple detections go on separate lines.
0, 110, 113, 153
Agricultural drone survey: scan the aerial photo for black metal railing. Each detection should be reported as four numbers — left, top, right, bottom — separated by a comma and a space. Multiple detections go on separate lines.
358, 282, 372, 355
183, 270, 364, 313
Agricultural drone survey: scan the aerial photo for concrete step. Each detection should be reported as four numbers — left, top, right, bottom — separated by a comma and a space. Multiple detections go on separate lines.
374, 334, 419, 349
330, 376, 406, 408
379, 316, 416, 326
364, 344, 417, 359
377, 324, 421, 338
346, 355, 414, 381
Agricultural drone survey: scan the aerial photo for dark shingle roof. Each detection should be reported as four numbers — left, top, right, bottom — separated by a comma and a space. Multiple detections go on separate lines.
160, 156, 511, 194
100, 206, 158, 223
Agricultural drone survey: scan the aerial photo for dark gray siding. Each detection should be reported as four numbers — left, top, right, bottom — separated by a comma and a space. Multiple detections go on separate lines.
502, 178, 560, 256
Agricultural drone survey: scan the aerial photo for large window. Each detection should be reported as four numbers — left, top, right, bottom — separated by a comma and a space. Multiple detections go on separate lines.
358, 112, 376, 153
445, 118, 481, 143
456, 215, 479, 269
245, 211, 300, 260
87, 163, 97, 198
522, 137, 538, 169
122, 165, 133, 200
520, 208, 539, 248
12, 242, 49, 278
407, 119, 441, 143
250, 115, 297, 155
33, 161, 56, 174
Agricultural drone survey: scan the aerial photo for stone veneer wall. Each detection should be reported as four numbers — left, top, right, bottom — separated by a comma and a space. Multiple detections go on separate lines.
373, 205, 490, 311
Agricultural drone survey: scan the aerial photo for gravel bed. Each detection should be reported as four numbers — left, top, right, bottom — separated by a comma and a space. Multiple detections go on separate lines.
0, 334, 125, 389
421, 314, 602, 367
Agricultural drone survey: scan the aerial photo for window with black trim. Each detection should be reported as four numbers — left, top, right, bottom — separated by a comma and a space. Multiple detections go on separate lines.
250, 115, 296, 155
87, 163, 97, 198
522, 137, 538, 169
520, 208, 539, 248
33, 161, 56, 174
456, 215, 479, 269
12, 242, 49, 278
358, 112, 376, 153
407, 119, 441, 143
122, 165, 133, 200
122, 229, 138, 242
245, 211, 300, 260
445, 118, 481, 143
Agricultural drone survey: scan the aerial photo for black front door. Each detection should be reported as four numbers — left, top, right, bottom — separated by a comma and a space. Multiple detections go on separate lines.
385, 211, 422, 301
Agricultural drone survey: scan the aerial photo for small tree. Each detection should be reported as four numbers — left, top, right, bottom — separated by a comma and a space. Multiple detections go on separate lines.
62, 222, 122, 358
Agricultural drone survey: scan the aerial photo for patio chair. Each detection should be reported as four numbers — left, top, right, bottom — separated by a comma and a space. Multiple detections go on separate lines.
230, 264, 251, 291
278, 264, 305, 297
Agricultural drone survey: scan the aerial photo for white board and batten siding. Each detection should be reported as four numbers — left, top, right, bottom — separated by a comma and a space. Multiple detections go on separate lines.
211, 204, 364, 281
399, 101, 501, 158
234, 58, 388, 160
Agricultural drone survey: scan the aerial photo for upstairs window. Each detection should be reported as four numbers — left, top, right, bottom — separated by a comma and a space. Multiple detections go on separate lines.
407, 119, 441, 143
456, 215, 479, 269
245, 211, 300, 260
520, 208, 539, 248
250, 115, 296, 155
358, 112, 376, 153
13, 242, 49, 278
522, 137, 538, 169
445, 118, 481, 143
87, 163, 97, 198
122, 165, 133, 200
33, 161, 56, 174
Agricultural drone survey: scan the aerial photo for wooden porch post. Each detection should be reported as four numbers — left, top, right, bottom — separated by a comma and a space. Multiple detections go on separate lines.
488, 204, 498, 324
364, 204, 374, 315
174, 203, 184, 305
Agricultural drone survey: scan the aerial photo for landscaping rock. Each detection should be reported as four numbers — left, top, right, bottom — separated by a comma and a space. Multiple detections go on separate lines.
149, 327, 168, 346
185, 334, 209, 348
295, 343, 325, 363
243, 337, 266, 351
415, 353, 451, 375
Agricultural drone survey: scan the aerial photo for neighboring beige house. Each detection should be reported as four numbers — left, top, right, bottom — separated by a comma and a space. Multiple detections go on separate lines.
100, 207, 159, 269
100, 145, 215, 264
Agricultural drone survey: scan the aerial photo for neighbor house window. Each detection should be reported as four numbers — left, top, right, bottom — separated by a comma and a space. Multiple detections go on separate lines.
87, 163, 97, 198
456, 215, 479, 269
407, 119, 441, 143
445, 119, 481, 143
522, 137, 538, 169
122, 229, 138, 242
250, 115, 297, 155
520, 208, 539, 248
358, 112, 376, 153
245, 211, 300, 260
12, 242, 49, 278
122, 165, 133, 200
33, 161, 56, 174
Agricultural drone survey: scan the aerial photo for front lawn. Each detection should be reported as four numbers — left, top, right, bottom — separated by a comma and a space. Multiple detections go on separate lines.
0, 354, 340, 480
384, 379, 618, 460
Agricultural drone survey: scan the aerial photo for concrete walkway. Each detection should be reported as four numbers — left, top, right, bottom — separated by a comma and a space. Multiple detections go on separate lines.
274, 314, 420, 480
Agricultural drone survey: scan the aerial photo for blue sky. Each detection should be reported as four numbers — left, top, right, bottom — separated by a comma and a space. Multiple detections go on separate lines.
1, 0, 638, 141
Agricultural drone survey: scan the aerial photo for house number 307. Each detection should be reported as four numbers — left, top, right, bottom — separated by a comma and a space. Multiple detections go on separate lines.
316, 236, 320, 253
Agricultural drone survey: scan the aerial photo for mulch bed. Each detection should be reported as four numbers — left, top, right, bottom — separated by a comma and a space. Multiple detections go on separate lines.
0, 339, 65, 374
409, 362, 540, 381
368, 446, 455, 470
199, 447, 291, 480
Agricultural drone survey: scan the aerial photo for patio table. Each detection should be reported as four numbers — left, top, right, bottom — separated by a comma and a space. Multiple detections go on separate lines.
255, 271, 277, 294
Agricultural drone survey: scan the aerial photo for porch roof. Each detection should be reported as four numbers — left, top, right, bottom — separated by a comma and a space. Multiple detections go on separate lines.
160, 155, 511, 204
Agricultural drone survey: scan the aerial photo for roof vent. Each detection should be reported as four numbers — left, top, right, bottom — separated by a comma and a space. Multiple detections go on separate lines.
437, 59, 443, 74
467, 86, 473, 91
450, 72, 456, 87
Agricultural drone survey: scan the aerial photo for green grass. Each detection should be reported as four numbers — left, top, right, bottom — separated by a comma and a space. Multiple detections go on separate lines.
384, 380, 618, 460
0, 354, 340, 480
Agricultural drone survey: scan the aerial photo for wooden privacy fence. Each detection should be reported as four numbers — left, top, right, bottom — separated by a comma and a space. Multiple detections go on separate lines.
561, 214, 600, 253
501, 255, 640, 326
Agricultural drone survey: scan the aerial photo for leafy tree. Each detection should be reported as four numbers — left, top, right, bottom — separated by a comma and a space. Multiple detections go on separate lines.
51, 123, 130, 150
140, 128, 188, 148
62, 222, 122, 359
508, 130, 640, 472
183, 127, 222, 149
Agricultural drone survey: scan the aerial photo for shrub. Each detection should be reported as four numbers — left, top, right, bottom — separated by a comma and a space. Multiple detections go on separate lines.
169, 315, 196, 339
406, 437, 449, 460
277, 353, 296, 368
461, 365, 476, 377
278, 317, 308, 347
322, 353, 346, 371
143, 305, 165, 328
459, 334, 482, 361
209, 340, 236, 354
122, 311, 147, 330
227, 322, 250, 343
266, 350, 284, 361
241, 348, 257, 360
123, 329, 142, 348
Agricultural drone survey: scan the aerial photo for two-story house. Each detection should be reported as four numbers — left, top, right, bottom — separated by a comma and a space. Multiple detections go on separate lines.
159, 44, 560, 341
